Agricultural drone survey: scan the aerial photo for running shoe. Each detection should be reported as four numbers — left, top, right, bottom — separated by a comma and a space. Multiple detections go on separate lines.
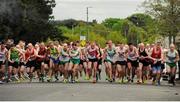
112, 78, 115, 82
14, 75, 20, 81
156, 80, 161, 86
108, 79, 113, 83
117, 79, 122, 84
105, 76, 110, 81
21, 76, 26, 80
84, 76, 89, 80
47, 77, 52, 82
84, 76, 88, 80
71, 80, 75, 83
63, 79, 68, 83
19, 77, 24, 81
136, 80, 142, 84
172, 80, 176, 86
0, 80, 4, 84
25, 75, 30, 80
152, 80, 156, 85
7, 78, 12, 82
75, 78, 79, 82
142, 80, 147, 84
131, 79, 134, 83
123, 79, 128, 83
55, 74, 59, 80
92, 78, 97, 83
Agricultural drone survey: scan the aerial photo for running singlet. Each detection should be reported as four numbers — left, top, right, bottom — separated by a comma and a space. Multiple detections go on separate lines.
151, 48, 161, 59
117, 47, 126, 61
50, 48, 59, 59
71, 50, 80, 59
151, 47, 162, 66
0, 48, 7, 62
139, 49, 148, 57
25, 48, 35, 61
106, 47, 116, 62
128, 48, 137, 61
10, 49, 19, 62
166, 50, 177, 63
60, 49, 70, 62
37, 48, 46, 61
87, 47, 98, 59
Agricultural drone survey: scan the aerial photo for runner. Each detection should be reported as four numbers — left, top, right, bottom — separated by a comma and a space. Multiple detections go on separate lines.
104, 40, 116, 82
86, 42, 100, 83
138, 43, 150, 84
150, 42, 163, 85
48, 42, 60, 82
25, 43, 37, 82
145, 43, 152, 80
8, 45, 21, 82
17, 41, 29, 80
79, 47, 88, 80
115, 43, 127, 83
127, 43, 139, 83
165, 44, 179, 86
97, 44, 103, 81
0, 43, 8, 83
68, 42, 80, 83
36, 43, 47, 82
15, 45, 26, 81
59, 43, 70, 83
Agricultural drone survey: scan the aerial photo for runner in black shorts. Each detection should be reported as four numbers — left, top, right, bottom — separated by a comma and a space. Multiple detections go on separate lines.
86, 42, 100, 83
97, 44, 103, 80
79, 47, 88, 80
115, 43, 127, 83
138, 43, 150, 84
25, 43, 37, 82
0, 43, 8, 83
8, 45, 21, 82
127, 43, 139, 83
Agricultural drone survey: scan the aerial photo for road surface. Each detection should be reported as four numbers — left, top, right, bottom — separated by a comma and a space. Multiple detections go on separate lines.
0, 79, 180, 101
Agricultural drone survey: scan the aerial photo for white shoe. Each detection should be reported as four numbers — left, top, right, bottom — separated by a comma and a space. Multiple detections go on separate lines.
0, 81, 4, 84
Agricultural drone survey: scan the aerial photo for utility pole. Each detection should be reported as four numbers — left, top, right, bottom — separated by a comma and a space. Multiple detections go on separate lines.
86, 7, 92, 41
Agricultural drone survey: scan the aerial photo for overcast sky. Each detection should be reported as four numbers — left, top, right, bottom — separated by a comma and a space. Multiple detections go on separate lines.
53, 0, 145, 22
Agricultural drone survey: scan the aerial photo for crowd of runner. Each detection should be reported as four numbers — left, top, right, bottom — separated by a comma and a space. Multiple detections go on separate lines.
0, 39, 179, 86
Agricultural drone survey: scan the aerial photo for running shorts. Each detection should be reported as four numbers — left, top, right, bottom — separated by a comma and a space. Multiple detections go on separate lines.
26, 60, 36, 68
166, 62, 176, 68
88, 58, 98, 63
70, 59, 80, 64
139, 59, 150, 67
127, 59, 139, 67
8, 61, 19, 68
116, 61, 127, 66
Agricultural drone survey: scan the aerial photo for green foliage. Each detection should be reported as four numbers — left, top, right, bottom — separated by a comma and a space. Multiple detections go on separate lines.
63, 33, 79, 42
106, 32, 127, 44
88, 32, 107, 47
0, 0, 64, 43
58, 13, 160, 46
102, 18, 121, 28
0, 0, 162, 46
143, 0, 180, 43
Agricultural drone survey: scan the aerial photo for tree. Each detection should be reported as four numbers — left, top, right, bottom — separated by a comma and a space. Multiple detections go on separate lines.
102, 18, 121, 28
0, 0, 64, 43
143, 0, 180, 44
106, 31, 127, 44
